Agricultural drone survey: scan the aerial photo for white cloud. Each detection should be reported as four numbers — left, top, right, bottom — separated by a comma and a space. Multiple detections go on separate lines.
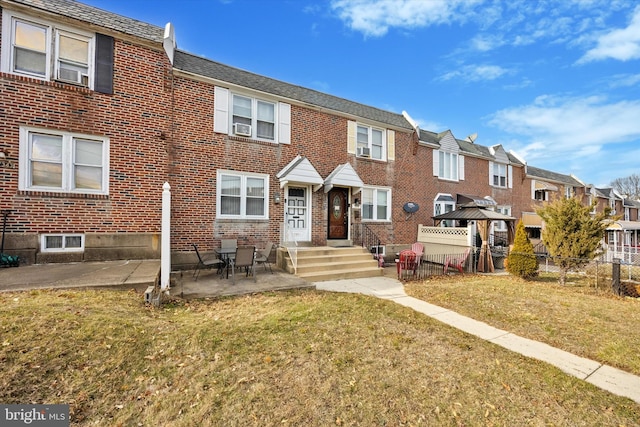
438, 64, 512, 82
330, 0, 481, 37
578, 5, 640, 62
488, 95, 640, 160
607, 73, 640, 88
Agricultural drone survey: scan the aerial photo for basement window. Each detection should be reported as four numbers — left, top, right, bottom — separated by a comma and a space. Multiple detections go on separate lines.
41, 234, 84, 252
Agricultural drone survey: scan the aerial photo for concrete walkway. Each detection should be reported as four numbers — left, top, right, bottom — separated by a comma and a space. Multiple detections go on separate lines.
315, 276, 640, 405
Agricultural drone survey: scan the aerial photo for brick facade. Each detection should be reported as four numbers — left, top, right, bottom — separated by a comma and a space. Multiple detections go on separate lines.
1, 0, 637, 267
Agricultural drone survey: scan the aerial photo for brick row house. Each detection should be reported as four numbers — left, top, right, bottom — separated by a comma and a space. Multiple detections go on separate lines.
1, 0, 638, 270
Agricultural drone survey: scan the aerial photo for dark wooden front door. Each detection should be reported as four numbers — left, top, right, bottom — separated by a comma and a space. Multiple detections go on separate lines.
328, 188, 348, 239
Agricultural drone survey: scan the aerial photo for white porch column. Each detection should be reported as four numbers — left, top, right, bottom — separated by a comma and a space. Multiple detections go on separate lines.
161, 182, 171, 292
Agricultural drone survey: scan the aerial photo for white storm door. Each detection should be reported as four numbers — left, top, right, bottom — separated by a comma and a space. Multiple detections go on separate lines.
286, 186, 310, 241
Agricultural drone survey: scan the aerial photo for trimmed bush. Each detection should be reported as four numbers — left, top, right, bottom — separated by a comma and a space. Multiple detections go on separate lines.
506, 221, 539, 279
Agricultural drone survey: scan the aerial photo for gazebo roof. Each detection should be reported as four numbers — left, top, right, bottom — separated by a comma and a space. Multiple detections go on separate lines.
432, 206, 516, 221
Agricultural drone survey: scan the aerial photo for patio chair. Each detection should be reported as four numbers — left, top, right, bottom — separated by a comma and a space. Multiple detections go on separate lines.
192, 244, 224, 281
230, 246, 256, 285
396, 250, 418, 280
444, 247, 471, 274
221, 239, 237, 250
411, 242, 424, 264
255, 242, 274, 273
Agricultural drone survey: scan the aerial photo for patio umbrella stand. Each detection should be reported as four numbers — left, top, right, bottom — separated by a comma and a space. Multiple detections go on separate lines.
1, 210, 20, 267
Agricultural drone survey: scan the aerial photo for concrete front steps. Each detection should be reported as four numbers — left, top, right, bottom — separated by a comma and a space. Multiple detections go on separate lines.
279, 246, 383, 282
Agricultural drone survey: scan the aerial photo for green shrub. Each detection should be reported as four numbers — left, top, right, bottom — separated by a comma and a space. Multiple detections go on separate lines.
506, 221, 539, 279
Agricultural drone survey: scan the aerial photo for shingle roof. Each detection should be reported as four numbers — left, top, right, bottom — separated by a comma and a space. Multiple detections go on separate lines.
174, 50, 413, 130
418, 129, 525, 166
527, 165, 583, 187
7, 0, 164, 43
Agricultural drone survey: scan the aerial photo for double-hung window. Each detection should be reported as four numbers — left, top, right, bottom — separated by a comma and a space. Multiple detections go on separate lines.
434, 194, 455, 227
492, 162, 507, 187
19, 127, 109, 195
2, 11, 94, 88
495, 206, 511, 231
361, 187, 391, 221
232, 94, 275, 141
438, 151, 458, 181
356, 125, 385, 160
217, 170, 269, 219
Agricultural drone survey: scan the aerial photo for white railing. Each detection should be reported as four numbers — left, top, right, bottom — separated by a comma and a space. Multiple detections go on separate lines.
605, 244, 640, 265
280, 223, 299, 275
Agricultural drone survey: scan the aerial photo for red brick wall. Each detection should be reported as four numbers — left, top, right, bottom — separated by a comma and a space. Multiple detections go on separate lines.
0, 38, 172, 235
168, 74, 421, 252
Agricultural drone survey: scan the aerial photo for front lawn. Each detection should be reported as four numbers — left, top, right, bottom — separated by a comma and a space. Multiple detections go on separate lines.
1, 287, 638, 425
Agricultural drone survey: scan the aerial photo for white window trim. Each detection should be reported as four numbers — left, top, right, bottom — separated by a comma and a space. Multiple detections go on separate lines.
216, 170, 269, 220
434, 193, 455, 227
214, 87, 291, 144
356, 123, 387, 161
41, 234, 84, 253
489, 161, 512, 188
433, 150, 464, 181
361, 186, 391, 222
1, 10, 95, 88
18, 126, 109, 195
495, 206, 511, 231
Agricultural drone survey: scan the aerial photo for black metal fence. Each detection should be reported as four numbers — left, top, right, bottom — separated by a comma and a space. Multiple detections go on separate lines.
395, 249, 640, 297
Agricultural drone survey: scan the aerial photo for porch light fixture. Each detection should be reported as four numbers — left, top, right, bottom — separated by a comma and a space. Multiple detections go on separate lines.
353, 198, 360, 209
274, 192, 281, 204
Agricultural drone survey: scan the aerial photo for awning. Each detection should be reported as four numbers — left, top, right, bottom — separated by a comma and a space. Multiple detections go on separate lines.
521, 212, 543, 228
534, 180, 558, 191
276, 155, 324, 192
457, 194, 497, 207
324, 163, 364, 194
605, 220, 640, 231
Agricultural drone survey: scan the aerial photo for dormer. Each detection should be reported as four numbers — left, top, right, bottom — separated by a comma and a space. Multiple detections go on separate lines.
432, 130, 465, 182
488, 144, 512, 188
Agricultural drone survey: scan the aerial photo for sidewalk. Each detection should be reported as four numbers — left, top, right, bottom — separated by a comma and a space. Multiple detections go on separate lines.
315, 276, 640, 405
0, 260, 160, 293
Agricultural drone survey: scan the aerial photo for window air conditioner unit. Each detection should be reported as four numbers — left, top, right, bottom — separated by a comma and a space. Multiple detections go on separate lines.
58, 67, 89, 86
233, 123, 252, 137
357, 147, 371, 157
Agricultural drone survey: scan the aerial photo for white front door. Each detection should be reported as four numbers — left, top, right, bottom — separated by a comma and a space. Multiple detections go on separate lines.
286, 186, 310, 242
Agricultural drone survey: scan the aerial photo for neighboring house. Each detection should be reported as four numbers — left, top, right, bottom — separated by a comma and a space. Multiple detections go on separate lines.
0, 0, 173, 263
587, 187, 640, 259
1, 0, 617, 268
417, 129, 525, 245
521, 165, 586, 246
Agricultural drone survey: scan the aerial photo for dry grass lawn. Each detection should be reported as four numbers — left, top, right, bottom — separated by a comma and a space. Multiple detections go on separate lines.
0, 286, 639, 426
405, 272, 640, 377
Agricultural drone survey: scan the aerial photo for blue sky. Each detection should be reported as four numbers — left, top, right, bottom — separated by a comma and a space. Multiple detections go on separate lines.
83, 0, 640, 187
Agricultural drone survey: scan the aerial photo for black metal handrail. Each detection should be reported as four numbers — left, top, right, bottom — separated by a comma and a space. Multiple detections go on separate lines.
352, 223, 382, 258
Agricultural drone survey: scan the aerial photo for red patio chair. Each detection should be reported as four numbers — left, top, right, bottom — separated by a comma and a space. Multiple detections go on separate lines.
396, 250, 418, 280
411, 242, 424, 264
444, 248, 471, 274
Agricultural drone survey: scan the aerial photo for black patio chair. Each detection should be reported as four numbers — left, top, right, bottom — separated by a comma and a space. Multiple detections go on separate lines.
229, 246, 256, 285
192, 244, 224, 281
255, 242, 274, 273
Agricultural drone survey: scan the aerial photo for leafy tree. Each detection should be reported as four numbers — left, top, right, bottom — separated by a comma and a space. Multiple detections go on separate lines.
537, 197, 611, 285
506, 221, 538, 279
610, 173, 640, 199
